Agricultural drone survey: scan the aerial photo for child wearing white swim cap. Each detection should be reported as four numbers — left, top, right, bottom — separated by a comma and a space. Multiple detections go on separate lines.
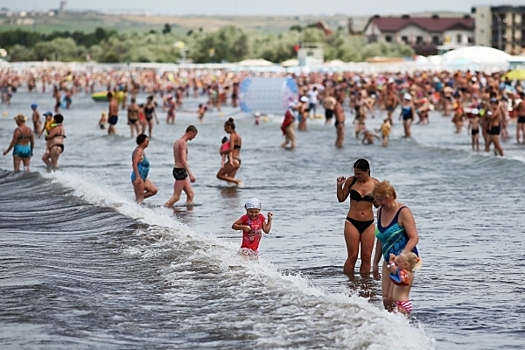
232, 198, 273, 257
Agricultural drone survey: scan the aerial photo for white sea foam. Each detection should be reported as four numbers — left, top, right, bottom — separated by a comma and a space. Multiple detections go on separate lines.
46, 169, 434, 349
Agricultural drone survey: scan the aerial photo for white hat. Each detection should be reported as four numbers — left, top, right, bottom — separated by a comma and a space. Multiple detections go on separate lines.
300, 96, 308, 103
254, 112, 261, 117
245, 198, 261, 210
403, 93, 412, 101
288, 102, 296, 108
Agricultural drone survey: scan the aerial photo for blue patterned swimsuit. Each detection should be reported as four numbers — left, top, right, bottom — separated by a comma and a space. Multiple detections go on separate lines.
131, 154, 150, 182
375, 206, 418, 261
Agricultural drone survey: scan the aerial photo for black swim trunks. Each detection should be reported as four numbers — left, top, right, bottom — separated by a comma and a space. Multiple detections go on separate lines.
108, 115, 118, 125
471, 129, 479, 136
518, 116, 525, 124
488, 126, 501, 135
325, 109, 333, 120
172, 167, 188, 181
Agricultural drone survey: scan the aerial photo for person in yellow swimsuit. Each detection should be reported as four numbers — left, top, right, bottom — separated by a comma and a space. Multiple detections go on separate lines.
378, 118, 391, 147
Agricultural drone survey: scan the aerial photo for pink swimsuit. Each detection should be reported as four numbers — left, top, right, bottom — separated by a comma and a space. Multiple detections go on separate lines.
239, 214, 265, 252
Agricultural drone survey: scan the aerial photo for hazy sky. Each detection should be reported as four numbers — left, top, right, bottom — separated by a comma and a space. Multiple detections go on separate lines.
4, 0, 525, 16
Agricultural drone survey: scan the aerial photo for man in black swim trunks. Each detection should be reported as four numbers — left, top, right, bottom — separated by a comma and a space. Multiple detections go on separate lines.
165, 125, 198, 207
107, 92, 119, 135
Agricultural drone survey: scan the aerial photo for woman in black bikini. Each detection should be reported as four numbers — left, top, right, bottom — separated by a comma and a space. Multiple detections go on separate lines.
42, 114, 65, 170
217, 118, 243, 186
143, 96, 159, 137
336, 158, 379, 275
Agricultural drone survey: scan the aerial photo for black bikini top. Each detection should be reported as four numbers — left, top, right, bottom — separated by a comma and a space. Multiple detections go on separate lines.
350, 190, 374, 202
234, 144, 241, 150
348, 177, 374, 202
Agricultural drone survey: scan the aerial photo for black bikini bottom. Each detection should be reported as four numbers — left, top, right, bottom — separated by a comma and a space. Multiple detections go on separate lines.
346, 217, 374, 234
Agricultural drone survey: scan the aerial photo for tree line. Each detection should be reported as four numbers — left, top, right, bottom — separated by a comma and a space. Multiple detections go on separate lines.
1, 25, 414, 63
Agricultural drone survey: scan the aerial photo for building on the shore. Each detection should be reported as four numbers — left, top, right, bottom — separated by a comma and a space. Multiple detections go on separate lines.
472, 5, 525, 55
363, 14, 475, 56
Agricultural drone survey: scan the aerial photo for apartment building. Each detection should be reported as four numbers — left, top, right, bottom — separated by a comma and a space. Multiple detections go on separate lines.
472, 5, 525, 55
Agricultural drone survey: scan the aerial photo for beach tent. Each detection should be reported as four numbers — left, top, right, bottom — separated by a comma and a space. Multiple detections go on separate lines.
442, 46, 511, 64
324, 59, 346, 67
280, 58, 299, 67
237, 59, 275, 67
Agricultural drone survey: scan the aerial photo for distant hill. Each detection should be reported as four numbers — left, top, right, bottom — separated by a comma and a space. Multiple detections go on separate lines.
0, 11, 370, 34
0, 10, 468, 35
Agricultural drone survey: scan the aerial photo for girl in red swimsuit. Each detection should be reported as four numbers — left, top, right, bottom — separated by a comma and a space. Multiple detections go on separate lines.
232, 198, 273, 257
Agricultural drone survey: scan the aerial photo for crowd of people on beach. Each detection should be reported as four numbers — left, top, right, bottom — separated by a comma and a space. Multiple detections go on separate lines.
3, 66, 524, 315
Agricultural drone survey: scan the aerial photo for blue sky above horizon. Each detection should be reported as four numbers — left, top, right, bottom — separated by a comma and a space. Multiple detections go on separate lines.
4, 0, 525, 16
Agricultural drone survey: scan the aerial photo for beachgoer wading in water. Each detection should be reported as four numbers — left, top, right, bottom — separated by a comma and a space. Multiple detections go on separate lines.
42, 114, 65, 171
165, 125, 198, 207
3, 114, 34, 172
217, 118, 243, 187
131, 134, 158, 203
336, 159, 378, 275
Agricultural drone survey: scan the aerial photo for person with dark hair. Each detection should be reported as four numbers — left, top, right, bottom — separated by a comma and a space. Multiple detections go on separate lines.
220, 136, 230, 168
131, 134, 157, 203
217, 118, 243, 187
166, 94, 176, 124
485, 98, 504, 156
165, 125, 198, 207
107, 92, 119, 135
144, 95, 159, 137
42, 114, 65, 171
336, 158, 379, 275
197, 103, 208, 123
127, 97, 140, 137
334, 91, 346, 148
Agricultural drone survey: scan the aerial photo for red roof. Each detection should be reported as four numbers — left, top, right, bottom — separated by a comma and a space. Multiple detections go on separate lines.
368, 17, 474, 33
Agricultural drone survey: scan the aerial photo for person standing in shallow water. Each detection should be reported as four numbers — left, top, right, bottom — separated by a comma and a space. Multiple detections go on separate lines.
372, 180, 419, 310
3, 114, 34, 172
165, 125, 198, 207
334, 92, 346, 148
336, 159, 378, 275
131, 134, 158, 203
31, 103, 41, 134
217, 118, 243, 187
42, 114, 65, 171
280, 103, 296, 149
107, 92, 119, 135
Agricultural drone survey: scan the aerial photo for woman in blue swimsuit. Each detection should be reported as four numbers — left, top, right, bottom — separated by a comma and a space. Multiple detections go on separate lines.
372, 180, 419, 310
3, 114, 34, 172
399, 93, 416, 138
337, 159, 379, 275
131, 134, 158, 203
